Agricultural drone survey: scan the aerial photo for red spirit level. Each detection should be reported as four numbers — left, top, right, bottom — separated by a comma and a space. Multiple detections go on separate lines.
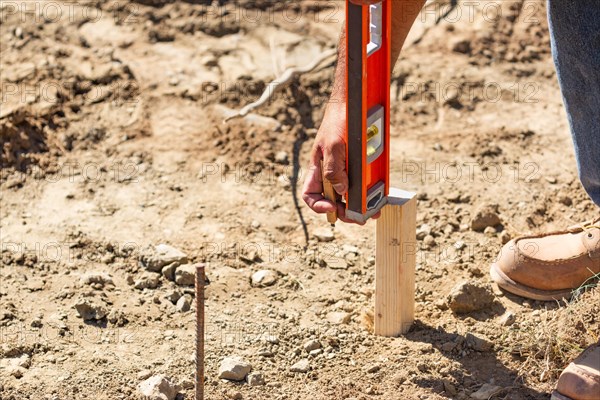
344, 0, 391, 223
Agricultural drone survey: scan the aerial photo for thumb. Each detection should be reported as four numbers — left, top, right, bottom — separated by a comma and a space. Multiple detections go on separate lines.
322, 141, 348, 195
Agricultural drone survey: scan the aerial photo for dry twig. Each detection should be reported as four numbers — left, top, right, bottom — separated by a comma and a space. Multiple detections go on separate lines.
224, 48, 337, 122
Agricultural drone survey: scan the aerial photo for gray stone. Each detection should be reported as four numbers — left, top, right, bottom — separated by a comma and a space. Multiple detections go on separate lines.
80, 272, 113, 286
454, 241, 466, 250
107, 309, 128, 326
228, 392, 243, 400
277, 175, 291, 189
251, 270, 278, 287
447, 281, 494, 314
164, 289, 183, 304
218, 357, 252, 381
498, 310, 516, 326
365, 363, 381, 373
471, 383, 503, 399
246, 372, 265, 386
290, 359, 310, 373
470, 204, 501, 231
451, 38, 471, 54
140, 244, 188, 272
466, 333, 493, 352
30, 317, 43, 328
341, 244, 359, 255
559, 196, 572, 206
423, 235, 436, 248
484, 226, 497, 235
416, 224, 431, 240
326, 312, 351, 325
176, 295, 191, 313
137, 370, 152, 380
326, 258, 348, 270
174, 264, 196, 286
137, 374, 181, 400
303, 339, 321, 353
74, 299, 107, 321
161, 262, 179, 281
240, 248, 260, 263
314, 227, 335, 242
274, 151, 289, 165
134, 273, 160, 290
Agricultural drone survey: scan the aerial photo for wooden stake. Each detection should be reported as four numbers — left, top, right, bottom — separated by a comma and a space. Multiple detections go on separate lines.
374, 189, 417, 336
320, 160, 338, 225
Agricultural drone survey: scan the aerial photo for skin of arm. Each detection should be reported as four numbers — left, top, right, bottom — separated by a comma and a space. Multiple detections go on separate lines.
302, 0, 426, 224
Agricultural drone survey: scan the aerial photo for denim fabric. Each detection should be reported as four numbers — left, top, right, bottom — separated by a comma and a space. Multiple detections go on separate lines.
547, 0, 600, 207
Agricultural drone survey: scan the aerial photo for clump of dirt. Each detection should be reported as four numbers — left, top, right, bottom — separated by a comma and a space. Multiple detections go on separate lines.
0, 108, 62, 173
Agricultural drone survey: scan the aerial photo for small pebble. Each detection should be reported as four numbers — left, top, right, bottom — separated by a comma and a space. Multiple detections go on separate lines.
314, 227, 335, 242
447, 281, 494, 314
174, 264, 196, 286
498, 310, 516, 326
137, 375, 181, 400
303, 339, 321, 353
218, 357, 252, 381
290, 359, 310, 373
251, 270, 278, 287
246, 372, 265, 386
326, 311, 351, 325
176, 295, 191, 313
274, 151, 289, 164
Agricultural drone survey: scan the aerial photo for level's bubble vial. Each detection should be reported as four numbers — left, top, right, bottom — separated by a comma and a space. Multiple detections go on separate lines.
366, 105, 384, 164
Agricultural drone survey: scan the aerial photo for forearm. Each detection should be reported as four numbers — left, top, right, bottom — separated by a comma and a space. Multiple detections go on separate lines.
391, 0, 426, 66
327, 0, 425, 112
328, 28, 348, 111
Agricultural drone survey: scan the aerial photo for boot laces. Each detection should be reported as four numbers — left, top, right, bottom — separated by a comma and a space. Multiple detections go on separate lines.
580, 217, 600, 238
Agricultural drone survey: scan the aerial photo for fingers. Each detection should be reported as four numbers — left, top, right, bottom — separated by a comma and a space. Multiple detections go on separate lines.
302, 163, 336, 214
302, 153, 378, 226
322, 140, 348, 195
302, 162, 357, 223
302, 170, 375, 226
302, 145, 381, 226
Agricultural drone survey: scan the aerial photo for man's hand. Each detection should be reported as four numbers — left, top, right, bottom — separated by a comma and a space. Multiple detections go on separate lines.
302, 104, 362, 224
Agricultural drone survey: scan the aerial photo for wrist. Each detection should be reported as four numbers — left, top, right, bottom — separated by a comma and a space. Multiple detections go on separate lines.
324, 100, 346, 117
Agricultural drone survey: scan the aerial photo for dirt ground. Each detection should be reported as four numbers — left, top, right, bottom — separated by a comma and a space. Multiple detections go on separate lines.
1, 0, 598, 399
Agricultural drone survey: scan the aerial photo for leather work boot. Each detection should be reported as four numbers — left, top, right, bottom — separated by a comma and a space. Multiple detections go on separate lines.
551, 342, 600, 400
490, 218, 600, 301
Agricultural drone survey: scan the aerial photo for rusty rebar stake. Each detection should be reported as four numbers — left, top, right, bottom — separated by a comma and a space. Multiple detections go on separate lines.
195, 264, 205, 400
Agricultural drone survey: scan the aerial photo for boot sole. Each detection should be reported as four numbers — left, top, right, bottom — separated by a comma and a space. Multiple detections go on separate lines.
550, 390, 573, 400
490, 263, 572, 301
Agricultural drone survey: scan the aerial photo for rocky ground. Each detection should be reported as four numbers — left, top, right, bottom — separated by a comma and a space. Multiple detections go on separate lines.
1, 0, 598, 399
